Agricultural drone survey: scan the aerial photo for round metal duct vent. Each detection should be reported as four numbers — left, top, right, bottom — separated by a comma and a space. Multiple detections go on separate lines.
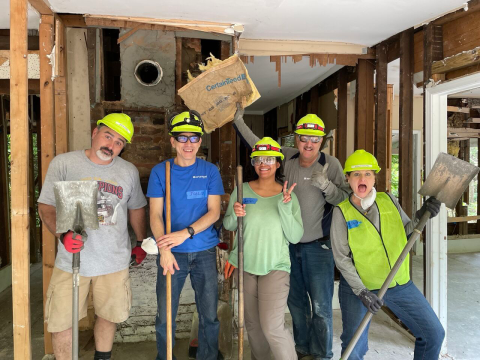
134, 60, 163, 86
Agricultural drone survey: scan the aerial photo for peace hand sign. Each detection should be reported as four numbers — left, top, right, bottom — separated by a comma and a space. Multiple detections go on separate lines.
283, 181, 297, 203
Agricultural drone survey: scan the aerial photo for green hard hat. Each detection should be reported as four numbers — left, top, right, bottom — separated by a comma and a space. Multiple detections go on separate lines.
97, 113, 134, 143
295, 114, 326, 136
344, 150, 381, 174
250, 137, 284, 160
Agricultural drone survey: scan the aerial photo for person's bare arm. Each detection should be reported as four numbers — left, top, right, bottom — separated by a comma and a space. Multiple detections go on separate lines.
156, 195, 221, 250
38, 203, 62, 238
128, 207, 147, 242
149, 197, 179, 275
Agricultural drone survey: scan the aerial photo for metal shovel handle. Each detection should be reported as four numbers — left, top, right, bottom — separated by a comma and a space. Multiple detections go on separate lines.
340, 210, 431, 360
237, 165, 244, 360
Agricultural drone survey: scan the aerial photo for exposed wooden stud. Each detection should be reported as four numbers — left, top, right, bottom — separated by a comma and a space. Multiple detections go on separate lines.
399, 28, 414, 218
386, 84, 393, 192
310, 85, 319, 115
10, 0, 32, 357
58, 14, 86, 27
54, 16, 68, 155
354, 59, 374, 153
175, 38, 182, 107
117, 25, 141, 44
336, 68, 348, 166
448, 215, 480, 223
448, 127, 480, 138
0, 95, 10, 269
375, 42, 388, 192
28, 96, 38, 263
86, 28, 96, 106
39, 14, 55, 355
55, 17, 66, 77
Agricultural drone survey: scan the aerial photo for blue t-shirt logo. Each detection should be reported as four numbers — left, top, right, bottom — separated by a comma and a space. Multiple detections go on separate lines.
187, 190, 208, 199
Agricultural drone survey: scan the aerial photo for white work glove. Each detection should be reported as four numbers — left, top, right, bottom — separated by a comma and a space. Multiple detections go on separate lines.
234, 103, 245, 122
141, 237, 159, 255
311, 163, 330, 191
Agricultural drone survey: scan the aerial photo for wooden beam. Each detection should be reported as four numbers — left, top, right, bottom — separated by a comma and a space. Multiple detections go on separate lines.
375, 42, 388, 193
448, 127, 480, 138
354, 59, 374, 153
10, 0, 32, 358
28, 0, 53, 15
117, 25, 141, 44
55, 17, 66, 77
175, 38, 182, 107
399, 28, 414, 218
433, 0, 480, 26
310, 85, 319, 115
86, 28, 96, 105
0, 79, 40, 94
336, 68, 348, 166
432, 46, 480, 75
58, 14, 87, 28
39, 14, 55, 355
85, 15, 231, 34
447, 106, 471, 113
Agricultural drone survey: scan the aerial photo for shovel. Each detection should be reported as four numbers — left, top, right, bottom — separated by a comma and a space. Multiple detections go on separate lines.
340, 152, 479, 360
54, 181, 99, 360
236, 165, 245, 360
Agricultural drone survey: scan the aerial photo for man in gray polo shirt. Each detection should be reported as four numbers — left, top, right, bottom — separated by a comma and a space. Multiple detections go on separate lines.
232, 106, 349, 360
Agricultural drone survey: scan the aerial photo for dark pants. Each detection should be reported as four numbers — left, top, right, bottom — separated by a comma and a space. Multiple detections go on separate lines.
155, 247, 219, 360
339, 276, 445, 360
287, 240, 335, 360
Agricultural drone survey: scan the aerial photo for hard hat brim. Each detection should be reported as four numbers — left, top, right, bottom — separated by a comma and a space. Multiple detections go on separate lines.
250, 150, 284, 161
295, 129, 326, 137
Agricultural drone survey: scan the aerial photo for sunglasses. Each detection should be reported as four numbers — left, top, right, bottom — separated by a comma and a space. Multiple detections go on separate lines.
298, 135, 322, 143
251, 156, 277, 166
174, 135, 201, 143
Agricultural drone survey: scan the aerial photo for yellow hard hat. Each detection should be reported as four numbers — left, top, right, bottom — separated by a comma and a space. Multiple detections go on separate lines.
295, 114, 326, 136
344, 150, 381, 174
250, 137, 284, 160
97, 113, 134, 143
169, 110, 204, 136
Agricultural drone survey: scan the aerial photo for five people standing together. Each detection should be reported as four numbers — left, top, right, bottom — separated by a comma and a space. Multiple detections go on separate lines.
39, 105, 445, 360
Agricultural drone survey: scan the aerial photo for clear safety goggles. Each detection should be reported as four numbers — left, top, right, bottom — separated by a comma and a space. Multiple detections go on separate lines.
174, 135, 201, 143
298, 135, 322, 143
251, 156, 277, 166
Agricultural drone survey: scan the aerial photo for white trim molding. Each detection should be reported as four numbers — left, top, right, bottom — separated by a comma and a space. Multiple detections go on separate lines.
424, 71, 480, 355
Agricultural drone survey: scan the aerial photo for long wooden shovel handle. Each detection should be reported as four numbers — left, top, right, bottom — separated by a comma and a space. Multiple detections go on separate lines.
340, 210, 431, 360
237, 165, 244, 360
166, 161, 173, 360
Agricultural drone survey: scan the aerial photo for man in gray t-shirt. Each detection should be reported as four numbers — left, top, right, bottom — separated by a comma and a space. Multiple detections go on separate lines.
232, 107, 349, 359
38, 113, 147, 360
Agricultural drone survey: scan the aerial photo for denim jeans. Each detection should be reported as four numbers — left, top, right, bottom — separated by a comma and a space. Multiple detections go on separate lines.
339, 276, 445, 360
287, 240, 334, 360
155, 247, 219, 360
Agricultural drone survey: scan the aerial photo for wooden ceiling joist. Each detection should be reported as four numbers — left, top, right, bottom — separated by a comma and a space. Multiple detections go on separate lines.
448, 127, 480, 138
84, 14, 238, 35
238, 38, 369, 56
28, 0, 53, 15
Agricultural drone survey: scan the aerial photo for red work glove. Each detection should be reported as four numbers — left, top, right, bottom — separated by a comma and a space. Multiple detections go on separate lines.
130, 241, 147, 266
60, 230, 86, 253
224, 261, 236, 279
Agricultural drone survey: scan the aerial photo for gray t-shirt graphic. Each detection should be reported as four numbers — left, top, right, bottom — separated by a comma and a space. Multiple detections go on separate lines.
38, 150, 147, 276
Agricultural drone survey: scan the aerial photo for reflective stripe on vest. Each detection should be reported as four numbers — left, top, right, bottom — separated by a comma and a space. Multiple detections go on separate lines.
337, 192, 410, 290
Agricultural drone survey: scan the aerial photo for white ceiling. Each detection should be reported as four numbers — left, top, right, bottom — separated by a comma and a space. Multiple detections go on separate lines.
0, 0, 469, 113
245, 57, 341, 114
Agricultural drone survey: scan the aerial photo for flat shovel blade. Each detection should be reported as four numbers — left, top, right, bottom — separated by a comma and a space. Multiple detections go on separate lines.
419, 152, 479, 209
54, 181, 99, 233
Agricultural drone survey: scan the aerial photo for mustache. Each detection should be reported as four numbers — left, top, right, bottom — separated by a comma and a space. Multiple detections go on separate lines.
100, 147, 113, 156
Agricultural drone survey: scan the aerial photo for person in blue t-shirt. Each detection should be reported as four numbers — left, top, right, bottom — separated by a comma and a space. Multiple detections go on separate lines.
147, 110, 225, 360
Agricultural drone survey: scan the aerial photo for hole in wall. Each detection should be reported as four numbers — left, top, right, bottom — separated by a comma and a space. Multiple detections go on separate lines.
134, 60, 163, 86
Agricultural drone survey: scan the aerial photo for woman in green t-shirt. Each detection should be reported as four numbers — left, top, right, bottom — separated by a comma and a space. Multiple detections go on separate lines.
223, 137, 304, 360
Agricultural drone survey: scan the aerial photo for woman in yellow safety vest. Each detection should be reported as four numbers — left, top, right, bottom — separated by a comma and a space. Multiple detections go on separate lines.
330, 150, 444, 360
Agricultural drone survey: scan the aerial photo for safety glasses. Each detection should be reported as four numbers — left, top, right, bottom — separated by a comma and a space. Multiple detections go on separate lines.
298, 135, 322, 143
174, 135, 201, 143
251, 156, 276, 166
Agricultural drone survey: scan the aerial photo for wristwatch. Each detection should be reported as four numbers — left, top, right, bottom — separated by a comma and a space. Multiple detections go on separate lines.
187, 226, 195, 239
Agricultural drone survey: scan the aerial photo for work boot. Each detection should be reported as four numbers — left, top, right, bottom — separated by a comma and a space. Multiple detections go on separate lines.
296, 351, 313, 360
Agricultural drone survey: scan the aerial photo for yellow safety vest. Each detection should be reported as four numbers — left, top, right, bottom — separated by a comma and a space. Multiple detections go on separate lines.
337, 192, 410, 290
